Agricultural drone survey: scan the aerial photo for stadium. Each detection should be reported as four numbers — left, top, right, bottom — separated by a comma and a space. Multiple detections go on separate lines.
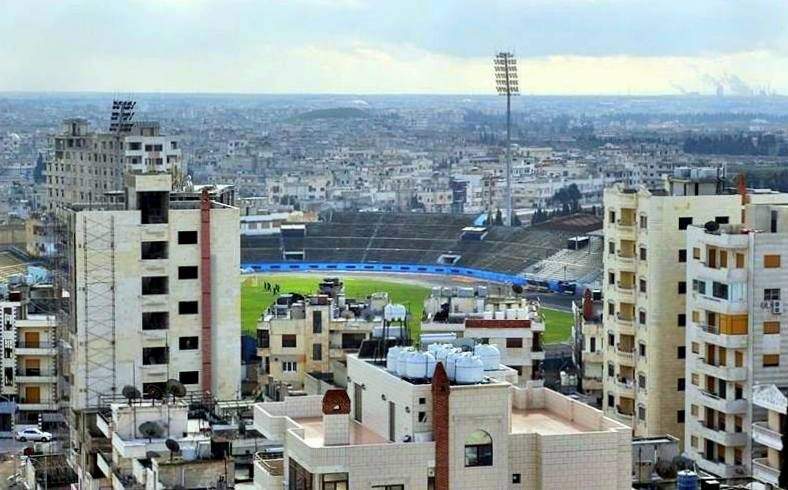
240, 211, 603, 293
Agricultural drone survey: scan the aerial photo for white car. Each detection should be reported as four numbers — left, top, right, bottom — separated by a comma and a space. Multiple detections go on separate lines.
15, 427, 52, 442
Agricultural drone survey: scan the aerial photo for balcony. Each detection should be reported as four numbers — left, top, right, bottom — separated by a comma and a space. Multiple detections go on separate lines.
695, 456, 747, 479
97, 451, 112, 478
15, 367, 57, 384
690, 385, 746, 414
97, 410, 112, 438
691, 420, 748, 447
615, 220, 637, 240
614, 252, 637, 271
753, 422, 783, 451
616, 377, 636, 395
254, 453, 284, 489
16, 397, 57, 411
753, 458, 780, 486
583, 351, 603, 364
691, 292, 748, 315
616, 344, 635, 366
615, 313, 635, 334
694, 323, 747, 349
614, 405, 634, 421
15, 341, 57, 356
693, 262, 747, 285
695, 357, 747, 381
615, 282, 636, 302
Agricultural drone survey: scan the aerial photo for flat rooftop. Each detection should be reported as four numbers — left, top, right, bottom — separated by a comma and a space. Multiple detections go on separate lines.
293, 416, 389, 447
511, 408, 593, 435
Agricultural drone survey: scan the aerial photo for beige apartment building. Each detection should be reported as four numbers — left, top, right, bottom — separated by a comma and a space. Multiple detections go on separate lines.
573, 289, 604, 406
0, 292, 58, 429
684, 201, 788, 478
45, 118, 182, 211
257, 278, 389, 396
253, 352, 632, 490
602, 169, 755, 441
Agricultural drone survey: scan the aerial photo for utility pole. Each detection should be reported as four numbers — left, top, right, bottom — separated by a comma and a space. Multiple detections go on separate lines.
494, 52, 519, 226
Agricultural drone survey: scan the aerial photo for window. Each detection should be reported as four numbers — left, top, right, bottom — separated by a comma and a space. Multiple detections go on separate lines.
639, 247, 647, 261
678, 249, 687, 263
677, 378, 685, 391
512, 474, 521, 484
678, 314, 686, 327
179, 371, 199, 384
141, 241, 168, 260
607, 302, 614, 316
693, 247, 701, 260
608, 241, 615, 255
764, 321, 781, 334
712, 282, 728, 300
677, 410, 685, 423
691, 342, 699, 354
141, 276, 168, 295
609, 210, 616, 224
640, 215, 647, 229
178, 301, 199, 315
692, 279, 706, 294
765, 288, 781, 301
638, 406, 646, 420
589, 337, 596, 352
736, 253, 745, 268
715, 216, 729, 224
608, 333, 614, 347
678, 281, 686, 294
677, 346, 685, 359
142, 311, 168, 330
372, 486, 404, 490
639, 310, 646, 324
765, 254, 781, 268
312, 310, 323, 334
282, 335, 297, 348
607, 394, 614, 408
771, 210, 778, 233
607, 363, 614, 377
639, 279, 646, 293
678, 217, 693, 230
179, 336, 198, 350
639, 343, 646, 356
764, 354, 780, 367
464, 430, 493, 467
608, 272, 615, 285
142, 347, 168, 365
282, 361, 297, 372
506, 338, 523, 348
312, 343, 322, 361
178, 231, 198, 244
178, 266, 198, 280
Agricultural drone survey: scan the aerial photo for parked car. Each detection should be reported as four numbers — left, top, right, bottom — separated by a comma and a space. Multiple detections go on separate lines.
15, 427, 52, 442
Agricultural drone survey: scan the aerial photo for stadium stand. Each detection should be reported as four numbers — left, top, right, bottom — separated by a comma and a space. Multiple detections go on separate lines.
241, 211, 603, 279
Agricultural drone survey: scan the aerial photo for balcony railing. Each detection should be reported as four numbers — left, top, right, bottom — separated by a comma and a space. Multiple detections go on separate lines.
753, 422, 783, 450
16, 341, 55, 349
16, 368, 56, 377
753, 458, 780, 486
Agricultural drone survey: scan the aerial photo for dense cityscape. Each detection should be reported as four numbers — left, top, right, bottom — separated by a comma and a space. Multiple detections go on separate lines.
3, 1, 788, 489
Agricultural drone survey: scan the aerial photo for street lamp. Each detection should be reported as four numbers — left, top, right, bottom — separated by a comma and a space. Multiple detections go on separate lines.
494, 51, 519, 226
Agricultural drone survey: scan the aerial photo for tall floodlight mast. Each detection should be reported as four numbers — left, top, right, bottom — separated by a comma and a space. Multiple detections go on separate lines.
494, 52, 519, 226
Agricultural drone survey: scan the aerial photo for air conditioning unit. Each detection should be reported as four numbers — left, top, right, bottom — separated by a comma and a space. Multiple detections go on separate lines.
772, 301, 783, 315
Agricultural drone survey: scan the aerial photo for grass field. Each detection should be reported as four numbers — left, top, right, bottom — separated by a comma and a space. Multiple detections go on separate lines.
240, 274, 573, 344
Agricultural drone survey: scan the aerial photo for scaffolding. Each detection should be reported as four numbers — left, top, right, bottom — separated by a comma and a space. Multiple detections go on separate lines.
77, 213, 118, 409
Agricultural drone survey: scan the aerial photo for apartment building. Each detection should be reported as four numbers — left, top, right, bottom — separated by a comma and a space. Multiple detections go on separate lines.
602, 168, 746, 440
45, 118, 182, 211
252, 352, 632, 490
684, 201, 788, 478
573, 289, 604, 406
0, 290, 58, 432
257, 278, 389, 396
421, 287, 546, 382
751, 384, 787, 488
64, 171, 241, 409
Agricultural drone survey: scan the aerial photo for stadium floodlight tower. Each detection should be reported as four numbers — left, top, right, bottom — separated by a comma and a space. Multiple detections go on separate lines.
494, 51, 519, 226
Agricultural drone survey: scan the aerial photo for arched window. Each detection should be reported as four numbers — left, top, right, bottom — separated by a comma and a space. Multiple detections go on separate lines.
464, 430, 493, 467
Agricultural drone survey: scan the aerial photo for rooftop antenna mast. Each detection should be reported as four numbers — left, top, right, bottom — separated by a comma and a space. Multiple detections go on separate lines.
494, 51, 519, 226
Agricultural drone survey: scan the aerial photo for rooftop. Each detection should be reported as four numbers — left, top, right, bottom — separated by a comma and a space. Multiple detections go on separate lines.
292, 416, 389, 447
510, 408, 591, 435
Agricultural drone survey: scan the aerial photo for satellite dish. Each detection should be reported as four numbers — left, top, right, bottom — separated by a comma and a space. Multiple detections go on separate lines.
138, 421, 164, 442
165, 438, 180, 462
166, 379, 187, 398
705, 220, 720, 232
512, 284, 524, 294
122, 385, 141, 404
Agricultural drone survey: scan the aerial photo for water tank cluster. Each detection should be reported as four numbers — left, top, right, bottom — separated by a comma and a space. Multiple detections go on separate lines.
386, 343, 501, 385
481, 307, 532, 320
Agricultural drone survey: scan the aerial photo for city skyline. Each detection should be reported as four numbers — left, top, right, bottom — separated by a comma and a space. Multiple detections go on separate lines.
1, 0, 786, 95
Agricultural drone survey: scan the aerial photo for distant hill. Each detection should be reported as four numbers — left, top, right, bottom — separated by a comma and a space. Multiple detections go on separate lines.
290, 107, 370, 121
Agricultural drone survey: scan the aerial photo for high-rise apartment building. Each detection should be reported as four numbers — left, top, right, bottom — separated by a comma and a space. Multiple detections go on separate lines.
573, 289, 604, 406
602, 169, 750, 441
684, 201, 788, 478
63, 172, 241, 411
45, 118, 182, 211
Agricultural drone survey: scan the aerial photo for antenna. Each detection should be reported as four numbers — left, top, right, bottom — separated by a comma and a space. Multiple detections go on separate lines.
494, 52, 519, 227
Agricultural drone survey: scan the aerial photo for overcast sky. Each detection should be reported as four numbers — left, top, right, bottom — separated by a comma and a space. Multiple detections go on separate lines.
1, 0, 786, 95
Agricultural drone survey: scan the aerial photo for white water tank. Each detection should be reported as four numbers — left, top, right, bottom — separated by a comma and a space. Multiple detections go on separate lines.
386, 346, 402, 372
436, 346, 459, 366
482, 311, 493, 320
446, 350, 464, 381
474, 344, 501, 371
494, 310, 505, 320
406, 351, 437, 379
455, 354, 484, 384
506, 308, 516, 319
396, 347, 415, 377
